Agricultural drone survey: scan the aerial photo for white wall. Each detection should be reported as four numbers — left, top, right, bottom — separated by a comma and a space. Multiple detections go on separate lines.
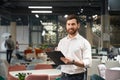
0, 25, 29, 51
16, 26, 29, 51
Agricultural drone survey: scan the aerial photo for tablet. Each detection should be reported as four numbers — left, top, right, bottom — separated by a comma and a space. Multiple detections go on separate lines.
46, 51, 65, 65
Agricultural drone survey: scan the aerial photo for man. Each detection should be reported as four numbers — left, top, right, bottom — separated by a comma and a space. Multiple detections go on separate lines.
57, 14, 92, 80
5, 35, 15, 63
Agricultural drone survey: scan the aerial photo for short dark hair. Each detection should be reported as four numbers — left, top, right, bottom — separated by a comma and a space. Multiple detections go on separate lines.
66, 14, 80, 24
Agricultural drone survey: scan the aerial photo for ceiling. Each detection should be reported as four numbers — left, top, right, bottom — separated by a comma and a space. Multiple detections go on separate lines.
0, 0, 103, 26
0, 0, 120, 47
0, 0, 102, 16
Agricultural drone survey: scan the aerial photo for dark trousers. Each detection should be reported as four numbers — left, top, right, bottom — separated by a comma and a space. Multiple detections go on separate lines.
60, 72, 84, 80
6, 50, 13, 63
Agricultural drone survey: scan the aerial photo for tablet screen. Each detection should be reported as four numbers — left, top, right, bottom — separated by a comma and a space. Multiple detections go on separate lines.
46, 51, 65, 65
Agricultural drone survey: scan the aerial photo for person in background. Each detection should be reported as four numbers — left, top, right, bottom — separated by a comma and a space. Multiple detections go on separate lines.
57, 14, 92, 80
5, 35, 15, 63
16, 41, 19, 54
15, 41, 24, 60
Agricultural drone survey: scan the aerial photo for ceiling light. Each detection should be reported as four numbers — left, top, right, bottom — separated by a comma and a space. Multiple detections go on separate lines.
28, 6, 52, 9
35, 14, 39, 18
31, 11, 52, 13
64, 14, 68, 18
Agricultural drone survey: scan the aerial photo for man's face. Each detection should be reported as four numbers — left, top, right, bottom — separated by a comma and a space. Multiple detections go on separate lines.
66, 19, 80, 35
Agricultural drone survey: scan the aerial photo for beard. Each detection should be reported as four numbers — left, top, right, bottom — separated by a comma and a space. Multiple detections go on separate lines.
67, 28, 78, 35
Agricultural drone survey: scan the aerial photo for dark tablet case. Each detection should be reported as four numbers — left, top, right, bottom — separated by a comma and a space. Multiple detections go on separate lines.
46, 51, 65, 65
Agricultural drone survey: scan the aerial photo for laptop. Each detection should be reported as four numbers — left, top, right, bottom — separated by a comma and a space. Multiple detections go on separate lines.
46, 51, 65, 65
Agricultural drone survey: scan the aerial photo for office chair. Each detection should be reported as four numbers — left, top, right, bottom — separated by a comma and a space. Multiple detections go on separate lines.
25, 74, 49, 80
34, 64, 53, 70
8, 65, 26, 80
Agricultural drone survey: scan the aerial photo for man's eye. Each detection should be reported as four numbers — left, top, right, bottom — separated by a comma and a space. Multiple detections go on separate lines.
67, 24, 70, 25
72, 23, 75, 25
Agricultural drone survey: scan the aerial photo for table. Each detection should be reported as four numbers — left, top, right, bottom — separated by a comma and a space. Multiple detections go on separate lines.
106, 67, 120, 80
9, 69, 61, 80
109, 67, 120, 71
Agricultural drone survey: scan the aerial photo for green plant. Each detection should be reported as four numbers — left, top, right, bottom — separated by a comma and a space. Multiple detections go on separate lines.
16, 73, 26, 80
39, 44, 48, 50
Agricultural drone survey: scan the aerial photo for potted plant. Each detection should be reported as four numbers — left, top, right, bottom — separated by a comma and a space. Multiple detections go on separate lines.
16, 73, 26, 80
39, 43, 49, 52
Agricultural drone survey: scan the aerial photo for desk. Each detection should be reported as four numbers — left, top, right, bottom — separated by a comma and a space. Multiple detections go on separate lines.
109, 67, 120, 71
106, 67, 120, 80
9, 69, 61, 80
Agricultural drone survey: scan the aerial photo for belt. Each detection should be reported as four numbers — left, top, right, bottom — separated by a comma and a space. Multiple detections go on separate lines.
62, 72, 84, 77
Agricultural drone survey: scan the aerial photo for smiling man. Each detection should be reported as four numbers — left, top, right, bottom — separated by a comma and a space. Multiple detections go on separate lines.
57, 14, 92, 80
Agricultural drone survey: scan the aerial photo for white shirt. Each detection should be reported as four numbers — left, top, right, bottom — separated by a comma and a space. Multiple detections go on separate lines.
57, 33, 92, 74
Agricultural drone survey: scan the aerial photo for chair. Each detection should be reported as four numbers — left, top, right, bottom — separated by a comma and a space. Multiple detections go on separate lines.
34, 64, 56, 80
101, 56, 107, 62
45, 48, 52, 52
25, 74, 49, 80
8, 65, 26, 80
24, 49, 35, 60
34, 48, 43, 58
87, 59, 101, 80
97, 63, 106, 79
34, 64, 53, 70
24, 49, 33, 55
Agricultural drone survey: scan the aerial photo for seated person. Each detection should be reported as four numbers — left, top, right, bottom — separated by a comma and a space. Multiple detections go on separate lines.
90, 74, 105, 80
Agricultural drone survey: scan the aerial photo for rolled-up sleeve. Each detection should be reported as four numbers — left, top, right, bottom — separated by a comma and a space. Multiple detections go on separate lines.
82, 40, 92, 68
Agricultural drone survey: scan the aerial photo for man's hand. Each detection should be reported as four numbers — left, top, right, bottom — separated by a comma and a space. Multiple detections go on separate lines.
60, 57, 85, 67
60, 57, 73, 64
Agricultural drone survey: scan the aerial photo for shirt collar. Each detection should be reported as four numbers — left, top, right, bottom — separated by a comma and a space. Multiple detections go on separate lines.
67, 33, 80, 40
